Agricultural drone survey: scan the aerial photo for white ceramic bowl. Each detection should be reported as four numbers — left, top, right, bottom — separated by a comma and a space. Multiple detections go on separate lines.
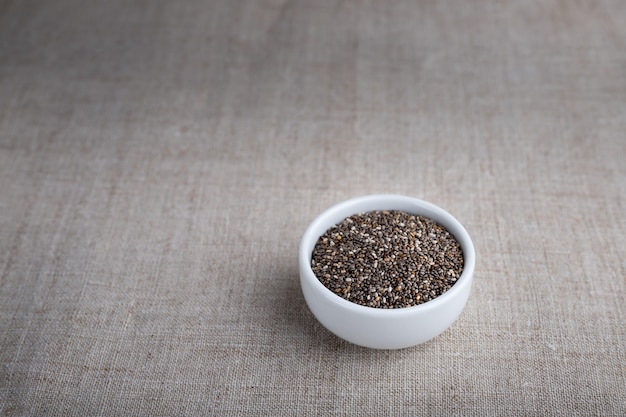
299, 195, 475, 349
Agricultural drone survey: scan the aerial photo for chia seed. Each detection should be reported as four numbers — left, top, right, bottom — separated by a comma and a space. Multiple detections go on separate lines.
310, 210, 464, 309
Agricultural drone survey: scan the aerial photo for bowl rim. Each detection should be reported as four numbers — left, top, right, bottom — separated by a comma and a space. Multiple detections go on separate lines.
299, 194, 476, 317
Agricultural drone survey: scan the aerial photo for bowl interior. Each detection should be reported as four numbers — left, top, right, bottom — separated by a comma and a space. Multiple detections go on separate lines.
299, 194, 475, 314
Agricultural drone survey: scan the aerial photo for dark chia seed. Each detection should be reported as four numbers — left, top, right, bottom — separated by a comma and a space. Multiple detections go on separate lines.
311, 210, 464, 309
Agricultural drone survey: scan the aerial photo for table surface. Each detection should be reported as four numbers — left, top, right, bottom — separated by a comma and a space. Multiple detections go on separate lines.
1, 0, 625, 415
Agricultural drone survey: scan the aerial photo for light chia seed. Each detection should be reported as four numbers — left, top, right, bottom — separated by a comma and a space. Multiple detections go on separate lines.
310, 210, 464, 309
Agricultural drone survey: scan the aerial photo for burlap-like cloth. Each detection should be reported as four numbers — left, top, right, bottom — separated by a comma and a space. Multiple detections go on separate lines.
1, 0, 624, 415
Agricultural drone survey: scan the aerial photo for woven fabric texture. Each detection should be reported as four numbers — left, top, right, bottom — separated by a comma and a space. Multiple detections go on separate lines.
1, 0, 624, 415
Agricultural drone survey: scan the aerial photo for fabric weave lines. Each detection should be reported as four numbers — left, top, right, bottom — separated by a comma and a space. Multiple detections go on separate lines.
0, 0, 624, 415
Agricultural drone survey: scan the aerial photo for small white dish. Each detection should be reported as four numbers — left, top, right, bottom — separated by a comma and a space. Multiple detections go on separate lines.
299, 195, 475, 349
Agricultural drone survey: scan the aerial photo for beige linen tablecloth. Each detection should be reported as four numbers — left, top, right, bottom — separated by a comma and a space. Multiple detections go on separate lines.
1, 0, 624, 415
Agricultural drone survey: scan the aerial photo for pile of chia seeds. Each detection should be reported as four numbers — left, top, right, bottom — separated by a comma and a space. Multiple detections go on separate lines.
311, 210, 464, 309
